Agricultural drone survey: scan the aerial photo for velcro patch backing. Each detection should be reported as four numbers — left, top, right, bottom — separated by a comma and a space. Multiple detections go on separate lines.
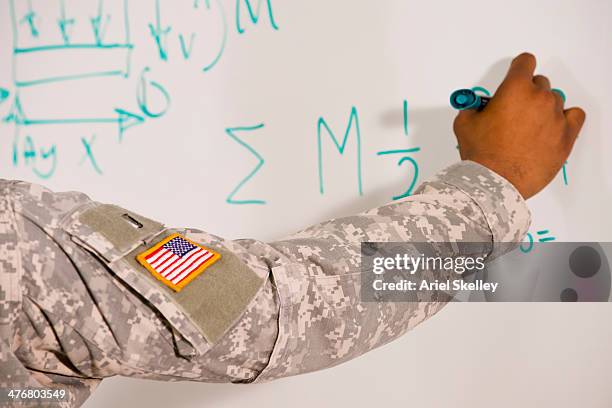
127, 231, 265, 344
76, 204, 265, 346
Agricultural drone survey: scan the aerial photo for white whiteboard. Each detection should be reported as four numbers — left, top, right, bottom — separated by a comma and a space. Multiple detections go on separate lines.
1, 1, 612, 407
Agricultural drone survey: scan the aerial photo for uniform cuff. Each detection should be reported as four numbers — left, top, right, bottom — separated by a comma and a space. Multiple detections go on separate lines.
435, 160, 531, 246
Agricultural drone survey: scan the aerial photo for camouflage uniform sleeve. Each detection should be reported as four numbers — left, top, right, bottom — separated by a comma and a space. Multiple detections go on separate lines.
0, 160, 530, 406
248, 160, 531, 380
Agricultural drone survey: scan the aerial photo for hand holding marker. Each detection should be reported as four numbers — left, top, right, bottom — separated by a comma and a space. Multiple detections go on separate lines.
448, 53, 585, 199
451, 87, 566, 111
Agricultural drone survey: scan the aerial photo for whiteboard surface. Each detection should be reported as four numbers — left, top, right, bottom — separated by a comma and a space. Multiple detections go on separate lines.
1, 0, 611, 406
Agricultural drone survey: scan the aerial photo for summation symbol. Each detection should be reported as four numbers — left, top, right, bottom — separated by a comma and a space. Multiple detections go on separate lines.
226, 124, 267, 205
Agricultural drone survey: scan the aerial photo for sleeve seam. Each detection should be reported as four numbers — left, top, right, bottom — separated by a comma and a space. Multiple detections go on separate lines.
6, 182, 25, 304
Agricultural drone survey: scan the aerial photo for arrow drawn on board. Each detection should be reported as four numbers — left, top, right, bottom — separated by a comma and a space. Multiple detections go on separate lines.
3, 95, 144, 141
20, 0, 39, 37
2, 95, 26, 124
0, 88, 10, 105
57, 0, 75, 44
148, 0, 172, 60
90, 0, 111, 45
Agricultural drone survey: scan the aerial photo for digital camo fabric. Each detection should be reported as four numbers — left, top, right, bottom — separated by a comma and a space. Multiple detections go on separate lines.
0, 160, 530, 407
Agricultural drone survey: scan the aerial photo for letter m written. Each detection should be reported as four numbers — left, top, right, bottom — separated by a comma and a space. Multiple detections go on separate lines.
236, 0, 279, 34
317, 106, 363, 196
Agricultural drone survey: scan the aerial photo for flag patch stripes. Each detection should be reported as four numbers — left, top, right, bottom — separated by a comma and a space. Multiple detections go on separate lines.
136, 233, 220, 292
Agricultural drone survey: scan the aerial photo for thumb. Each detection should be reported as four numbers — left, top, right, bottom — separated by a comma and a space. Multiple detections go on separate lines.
564, 107, 586, 143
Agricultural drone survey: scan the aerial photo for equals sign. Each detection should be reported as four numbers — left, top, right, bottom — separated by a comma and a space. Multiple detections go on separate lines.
537, 230, 556, 242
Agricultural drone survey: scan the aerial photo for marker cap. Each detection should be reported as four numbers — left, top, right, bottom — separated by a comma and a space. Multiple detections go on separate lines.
450, 89, 480, 110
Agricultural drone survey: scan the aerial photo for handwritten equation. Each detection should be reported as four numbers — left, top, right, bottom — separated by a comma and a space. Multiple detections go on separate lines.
2, 0, 279, 178
1, 0, 571, 212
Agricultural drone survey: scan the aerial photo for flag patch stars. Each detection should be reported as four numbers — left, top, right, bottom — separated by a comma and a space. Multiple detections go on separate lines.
136, 233, 220, 292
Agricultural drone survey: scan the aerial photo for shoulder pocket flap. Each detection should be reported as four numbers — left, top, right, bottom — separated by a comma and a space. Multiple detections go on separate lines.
61, 203, 165, 263
60, 202, 211, 356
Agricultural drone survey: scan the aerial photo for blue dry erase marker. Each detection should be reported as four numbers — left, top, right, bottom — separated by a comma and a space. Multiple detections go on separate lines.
450, 89, 490, 111
450, 88, 566, 111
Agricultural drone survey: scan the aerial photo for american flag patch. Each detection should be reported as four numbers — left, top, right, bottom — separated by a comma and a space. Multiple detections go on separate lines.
136, 233, 220, 292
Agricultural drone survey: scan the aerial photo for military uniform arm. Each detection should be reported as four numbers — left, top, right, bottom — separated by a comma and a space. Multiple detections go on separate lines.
227, 160, 530, 380
1, 160, 530, 406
